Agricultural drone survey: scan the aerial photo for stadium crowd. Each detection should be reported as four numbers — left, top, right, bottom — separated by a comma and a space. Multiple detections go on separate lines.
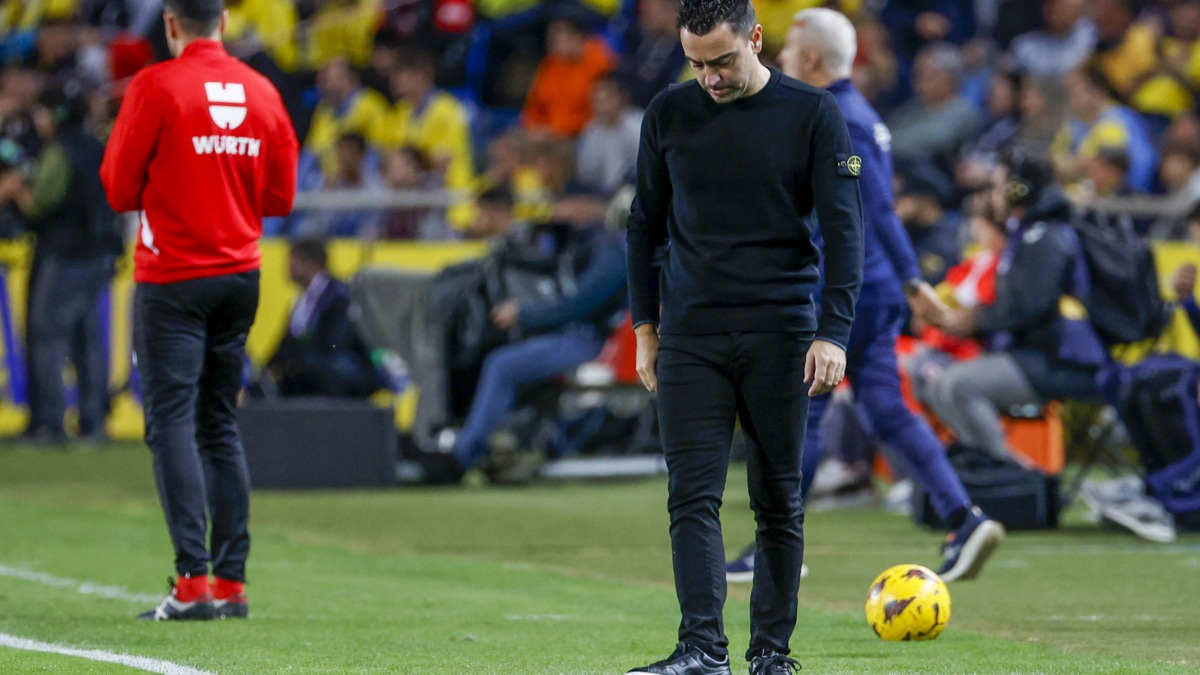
2, 0, 1200, 545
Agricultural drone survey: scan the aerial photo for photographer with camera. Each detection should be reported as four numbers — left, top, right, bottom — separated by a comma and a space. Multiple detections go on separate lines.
0, 80, 120, 445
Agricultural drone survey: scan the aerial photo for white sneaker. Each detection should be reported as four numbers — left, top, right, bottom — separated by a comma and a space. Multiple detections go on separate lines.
1080, 476, 1144, 522
810, 459, 869, 497
1100, 495, 1177, 543
882, 479, 914, 515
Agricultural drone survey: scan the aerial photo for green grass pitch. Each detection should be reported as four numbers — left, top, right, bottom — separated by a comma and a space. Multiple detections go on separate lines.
0, 443, 1197, 674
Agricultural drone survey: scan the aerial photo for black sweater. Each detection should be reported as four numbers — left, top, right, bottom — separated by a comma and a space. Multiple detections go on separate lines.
626, 68, 864, 346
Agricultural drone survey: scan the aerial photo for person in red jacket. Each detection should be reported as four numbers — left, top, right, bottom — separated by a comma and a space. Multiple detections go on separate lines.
100, 0, 298, 621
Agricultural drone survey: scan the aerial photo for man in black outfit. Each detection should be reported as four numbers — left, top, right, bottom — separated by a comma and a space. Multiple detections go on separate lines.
624, 0, 863, 673
259, 239, 383, 398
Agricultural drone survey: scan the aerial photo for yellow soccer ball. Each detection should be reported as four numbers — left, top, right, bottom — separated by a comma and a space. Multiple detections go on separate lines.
864, 564, 951, 641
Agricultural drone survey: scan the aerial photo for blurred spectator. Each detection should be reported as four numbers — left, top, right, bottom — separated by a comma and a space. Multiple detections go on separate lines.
1012, 74, 1069, 150
27, 19, 81, 82
881, 0, 977, 58
258, 239, 384, 399
930, 153, 1105, 462
301, 57, 390, 186
411, 187, 628, 485
0, 0, 79, 63
223, 0, 301, 72
615, 0, 685, 109
1009, 0, 1096, 76
907, 207, 1007, 406
1148, 143, 1200, 239
388, 47, 475, 229
520, 135, 575, 222
1132, 0, 1200, 126
0, 81, 120, 444
0, 70, 41, 157
466, 184, 517, 240
304, 0, 380, 70
991, 0, 1046, 49
300, 133, 383, 238
971, 70, 1021, 154
378, 145, 451, 240
364, 28, 401, 101
879, 0, 977, 106
895, 165, 961, 286
850, 16, 898, 104
1088, 0, 1191, 122
887, 42, 982, 179
1083, 145, 1132, 199
522, 14, 616, 137
482, 127, 526, 190
1052, 66, 1157, 192
957, 37, 995, 112
575, 76, 641, 196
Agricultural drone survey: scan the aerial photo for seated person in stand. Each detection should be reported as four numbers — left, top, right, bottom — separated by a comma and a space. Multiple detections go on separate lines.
258, 239, 384, 399
412, 187, 628, 484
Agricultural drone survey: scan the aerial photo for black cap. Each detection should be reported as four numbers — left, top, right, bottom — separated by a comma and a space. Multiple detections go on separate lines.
164, 0, 224, 21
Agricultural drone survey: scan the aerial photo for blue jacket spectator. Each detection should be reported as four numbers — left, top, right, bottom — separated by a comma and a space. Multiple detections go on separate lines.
412, 189, 628, 484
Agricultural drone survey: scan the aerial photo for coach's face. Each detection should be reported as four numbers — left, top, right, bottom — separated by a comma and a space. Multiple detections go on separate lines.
681, 22, 764, 104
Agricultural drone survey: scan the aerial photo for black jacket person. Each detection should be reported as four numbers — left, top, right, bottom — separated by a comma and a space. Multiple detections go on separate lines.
622, 0, 864, 670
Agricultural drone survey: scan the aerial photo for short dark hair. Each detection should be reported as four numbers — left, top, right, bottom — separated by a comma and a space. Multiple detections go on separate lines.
477, 185, 514, 210
594, 74, 631, 100
676, 0, 756, 36
163, 0, 223, 36
336, 132, 367, 155
396, 47, 437, 79
290, 238, 328, 269
1094, 145, 1131, 173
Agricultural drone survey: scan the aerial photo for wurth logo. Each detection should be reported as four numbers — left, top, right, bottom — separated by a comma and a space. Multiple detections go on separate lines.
194, 82, 262, 157
192, 135, 261, 157
205, 82, 247, 130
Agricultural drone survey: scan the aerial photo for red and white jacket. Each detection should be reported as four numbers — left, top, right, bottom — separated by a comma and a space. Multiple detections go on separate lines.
101, 39, 298, 284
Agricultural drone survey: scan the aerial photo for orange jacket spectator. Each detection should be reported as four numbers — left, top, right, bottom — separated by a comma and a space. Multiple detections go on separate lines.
522, 20, 616, 137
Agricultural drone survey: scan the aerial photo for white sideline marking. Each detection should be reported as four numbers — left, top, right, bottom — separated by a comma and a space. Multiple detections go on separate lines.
0, 564, 159, 603
0, 633, 216, 675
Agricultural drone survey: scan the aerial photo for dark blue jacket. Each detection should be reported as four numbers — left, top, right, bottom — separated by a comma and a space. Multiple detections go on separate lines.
519, 223, 628, 336
828, 79, 921, 307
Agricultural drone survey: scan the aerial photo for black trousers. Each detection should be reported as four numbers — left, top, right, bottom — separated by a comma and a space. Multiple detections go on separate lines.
134, 271, 259, 582
28, 253, 115, 436
657, 332, 812, 660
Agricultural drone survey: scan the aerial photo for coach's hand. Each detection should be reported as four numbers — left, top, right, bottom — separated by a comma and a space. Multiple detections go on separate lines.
634, 324, 660, 392
805, 339, 846, 397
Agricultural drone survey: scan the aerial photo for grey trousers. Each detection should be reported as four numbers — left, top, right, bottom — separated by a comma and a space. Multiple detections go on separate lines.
927, 352, 1040, 461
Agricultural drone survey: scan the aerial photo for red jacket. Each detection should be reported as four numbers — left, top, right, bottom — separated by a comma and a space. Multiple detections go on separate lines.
101, 40, 298, 284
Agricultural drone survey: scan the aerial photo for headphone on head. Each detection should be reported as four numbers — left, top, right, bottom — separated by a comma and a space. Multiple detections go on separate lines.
1001, 147, 1050, 208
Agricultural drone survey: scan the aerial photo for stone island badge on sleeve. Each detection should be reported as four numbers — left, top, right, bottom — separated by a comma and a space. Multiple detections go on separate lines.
837, 153, 862, 177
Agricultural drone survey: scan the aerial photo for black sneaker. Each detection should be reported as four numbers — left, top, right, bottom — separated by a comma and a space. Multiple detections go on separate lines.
137, 579, 215, 621
628, 643, 733, 675
214, 593, 249, 619
749, 649, 801, 674
937, 506, 1005, 582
